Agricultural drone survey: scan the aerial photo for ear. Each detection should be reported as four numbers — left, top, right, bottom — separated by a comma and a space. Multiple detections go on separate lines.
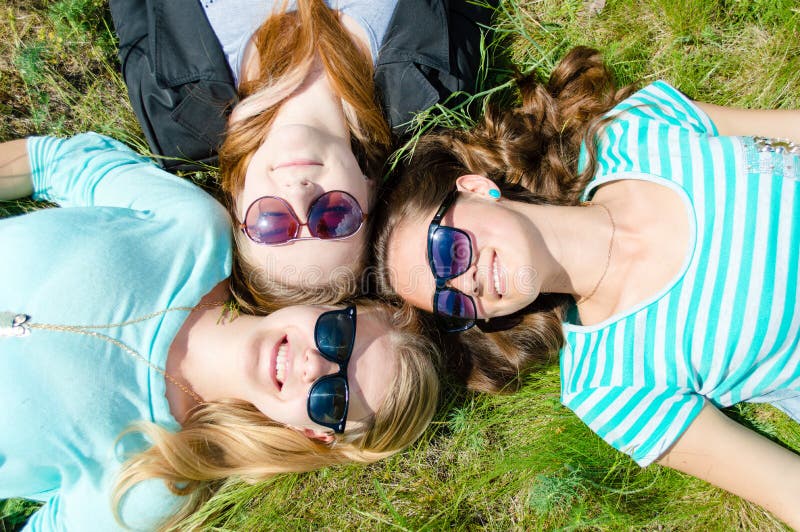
297, 426, 336, 444
455, 174, 500, 199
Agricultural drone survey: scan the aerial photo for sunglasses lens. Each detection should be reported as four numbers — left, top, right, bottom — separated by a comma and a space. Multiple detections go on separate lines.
435, 288, 476, 322
307, 191, 363, 239
315, 308, 355, 362
308, 376, 348, 426
244, 197, 298, 244
430, 227, 472, 278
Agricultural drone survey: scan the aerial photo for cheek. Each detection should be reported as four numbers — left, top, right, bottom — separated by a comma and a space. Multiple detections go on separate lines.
330, 152, 372, 206
345, 176, 372, 213
386, 225, 436, 308
235, 190, 253, 223
239, 159, 275, 212
255, 394, 310, 427
388, 257, 434, 311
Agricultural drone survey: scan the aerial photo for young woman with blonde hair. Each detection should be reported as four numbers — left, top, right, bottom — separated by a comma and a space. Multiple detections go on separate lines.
110, 0, 495, 312
372, 47, 800, 527
0, 133, 439, 530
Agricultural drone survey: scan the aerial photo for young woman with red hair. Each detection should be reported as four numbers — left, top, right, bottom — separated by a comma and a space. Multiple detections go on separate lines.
110, 0, 495, 311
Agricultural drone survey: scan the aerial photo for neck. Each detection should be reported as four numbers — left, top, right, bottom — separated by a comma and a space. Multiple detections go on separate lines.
165, 280, 259, 422
514, 201, 621, 303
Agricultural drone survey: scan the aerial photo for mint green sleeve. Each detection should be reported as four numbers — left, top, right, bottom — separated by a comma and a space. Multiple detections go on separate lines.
26, 133, 227, 218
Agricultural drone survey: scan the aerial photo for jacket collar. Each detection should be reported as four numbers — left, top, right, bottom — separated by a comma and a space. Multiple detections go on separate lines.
149, 0, 234, 88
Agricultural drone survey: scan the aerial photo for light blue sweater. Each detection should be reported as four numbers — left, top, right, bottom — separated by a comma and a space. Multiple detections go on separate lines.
0, 133, 232, 530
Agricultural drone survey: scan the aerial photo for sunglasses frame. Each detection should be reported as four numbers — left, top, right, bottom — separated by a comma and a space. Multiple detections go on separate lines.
427, 189, 477, 332
240, 190, 367, 246
307, 305, 356, 434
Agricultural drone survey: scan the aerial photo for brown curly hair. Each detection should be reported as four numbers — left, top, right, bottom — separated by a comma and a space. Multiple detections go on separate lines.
372, 46, 636, 393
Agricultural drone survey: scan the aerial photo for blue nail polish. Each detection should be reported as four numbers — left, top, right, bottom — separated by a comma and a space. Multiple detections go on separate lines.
488, 189, 501, 199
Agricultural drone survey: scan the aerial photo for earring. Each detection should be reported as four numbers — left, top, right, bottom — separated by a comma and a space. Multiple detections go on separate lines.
488, 189, 501, 199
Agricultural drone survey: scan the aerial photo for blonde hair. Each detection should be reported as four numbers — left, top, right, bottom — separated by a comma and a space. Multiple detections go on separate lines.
113, 301, 439, 530
217, 0, 392, 313
373, 47, 635, 393
228, 227, 368, 314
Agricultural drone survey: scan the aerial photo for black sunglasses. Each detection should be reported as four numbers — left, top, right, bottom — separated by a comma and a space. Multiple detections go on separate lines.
427, 190, 477, 332
307, 305, 357, 433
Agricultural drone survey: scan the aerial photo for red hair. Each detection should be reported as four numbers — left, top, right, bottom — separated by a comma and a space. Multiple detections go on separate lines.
218, 0, 392, 313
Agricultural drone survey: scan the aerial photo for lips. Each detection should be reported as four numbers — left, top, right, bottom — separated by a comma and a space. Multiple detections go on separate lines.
271, 160, 322, 170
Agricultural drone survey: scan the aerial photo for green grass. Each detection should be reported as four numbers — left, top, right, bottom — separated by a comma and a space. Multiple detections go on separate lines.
2, 0, 800, 530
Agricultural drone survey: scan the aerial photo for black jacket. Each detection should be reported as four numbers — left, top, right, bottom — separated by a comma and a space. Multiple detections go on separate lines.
110, 0, 495, 171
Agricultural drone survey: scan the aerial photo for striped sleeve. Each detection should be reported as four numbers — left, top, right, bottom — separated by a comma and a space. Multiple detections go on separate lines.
609, 81, 718, 135
585, 81, 719, 177
561, 385, 706, 466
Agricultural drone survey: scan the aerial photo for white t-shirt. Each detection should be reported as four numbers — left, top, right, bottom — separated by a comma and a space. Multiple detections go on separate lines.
199, 0, 397, 84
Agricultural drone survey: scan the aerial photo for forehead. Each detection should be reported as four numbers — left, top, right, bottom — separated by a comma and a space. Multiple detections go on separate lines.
245, 233, 367, 288
347, 309, 396, 421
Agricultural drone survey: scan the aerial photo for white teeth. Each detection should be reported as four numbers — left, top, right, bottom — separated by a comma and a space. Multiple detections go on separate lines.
493, 257, 502, 294
276, 342, 288, 384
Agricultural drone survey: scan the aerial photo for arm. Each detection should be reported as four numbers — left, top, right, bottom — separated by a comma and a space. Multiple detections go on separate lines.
658, 403, 800, 528
694, 102, 800, 144
0, 139, 33, 200
28, 133, 224, 215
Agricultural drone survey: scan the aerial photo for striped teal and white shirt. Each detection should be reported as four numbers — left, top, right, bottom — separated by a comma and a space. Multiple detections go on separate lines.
560, 81, 800, 466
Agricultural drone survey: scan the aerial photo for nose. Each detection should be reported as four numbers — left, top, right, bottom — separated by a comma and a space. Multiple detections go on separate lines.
277, 174, 312, 189
300, 348, 340, 384
445, 264, 479, 295
278, 183, 323, 236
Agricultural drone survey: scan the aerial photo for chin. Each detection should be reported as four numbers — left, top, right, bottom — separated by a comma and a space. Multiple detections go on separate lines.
498, 295, 537, 318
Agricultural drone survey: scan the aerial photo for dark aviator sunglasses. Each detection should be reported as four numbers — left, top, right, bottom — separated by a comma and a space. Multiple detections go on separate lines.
240, 190, 366, 245
307, 305, 358, 434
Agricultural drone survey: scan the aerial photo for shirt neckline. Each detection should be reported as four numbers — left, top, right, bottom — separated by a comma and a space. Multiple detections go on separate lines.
563, 172, 698, 334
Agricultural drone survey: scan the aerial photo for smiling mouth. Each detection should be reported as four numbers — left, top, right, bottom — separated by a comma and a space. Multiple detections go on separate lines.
492, 252, 504, 297
275, 336, 289, 390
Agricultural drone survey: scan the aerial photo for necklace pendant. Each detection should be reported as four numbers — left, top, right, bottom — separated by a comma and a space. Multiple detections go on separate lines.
0, 312, 31, 337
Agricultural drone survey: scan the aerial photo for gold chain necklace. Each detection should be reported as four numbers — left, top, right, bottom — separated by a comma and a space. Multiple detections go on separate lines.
575, 202, 615, 306
0, 303, 232, 405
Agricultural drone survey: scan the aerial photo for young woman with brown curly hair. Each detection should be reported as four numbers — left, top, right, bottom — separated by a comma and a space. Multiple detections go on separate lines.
372, 46, 800, 527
